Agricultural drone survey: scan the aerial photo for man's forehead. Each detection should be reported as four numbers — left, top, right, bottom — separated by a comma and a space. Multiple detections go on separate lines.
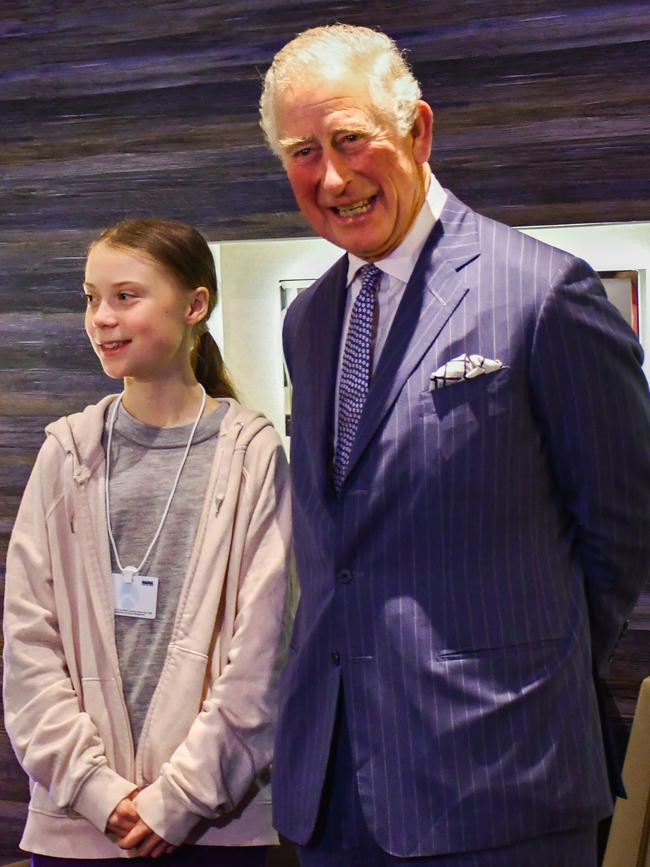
276, 84, 378, 137
277, 65, 374, 111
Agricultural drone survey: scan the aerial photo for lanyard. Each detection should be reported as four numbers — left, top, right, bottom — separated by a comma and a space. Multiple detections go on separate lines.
105, 386, 207, 581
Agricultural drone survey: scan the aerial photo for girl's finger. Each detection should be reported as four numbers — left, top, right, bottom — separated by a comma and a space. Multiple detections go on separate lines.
136, 832, 163, 857
149, 838, 168, 859
118, 821, 151, 850
107, 816, 135, 837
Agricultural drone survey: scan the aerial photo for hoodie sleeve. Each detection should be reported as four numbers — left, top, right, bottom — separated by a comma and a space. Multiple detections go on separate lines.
134, 426, 292, 845
2, 437, 136, 834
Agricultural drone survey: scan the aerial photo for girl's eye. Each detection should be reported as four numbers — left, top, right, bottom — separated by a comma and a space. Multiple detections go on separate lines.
83, 293, 94, 305
118, 292, 134, 301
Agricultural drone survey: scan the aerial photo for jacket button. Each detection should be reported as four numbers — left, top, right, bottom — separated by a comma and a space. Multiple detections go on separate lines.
331, 651, 341, 666
336, 569, 352, 584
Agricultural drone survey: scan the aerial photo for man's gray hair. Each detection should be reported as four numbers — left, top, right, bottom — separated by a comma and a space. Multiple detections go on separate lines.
259, 24, 422, 158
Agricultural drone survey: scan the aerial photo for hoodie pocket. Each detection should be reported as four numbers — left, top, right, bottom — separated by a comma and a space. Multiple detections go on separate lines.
138, 644, 210, 783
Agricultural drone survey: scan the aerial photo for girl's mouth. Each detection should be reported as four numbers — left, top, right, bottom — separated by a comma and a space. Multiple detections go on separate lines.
98, 340, 130, 354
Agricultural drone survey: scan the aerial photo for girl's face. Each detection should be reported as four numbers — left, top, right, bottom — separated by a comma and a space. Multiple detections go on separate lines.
83, 241, 199, 383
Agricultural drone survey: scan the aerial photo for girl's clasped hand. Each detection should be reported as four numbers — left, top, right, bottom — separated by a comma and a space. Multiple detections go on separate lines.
106, 792, 177, 858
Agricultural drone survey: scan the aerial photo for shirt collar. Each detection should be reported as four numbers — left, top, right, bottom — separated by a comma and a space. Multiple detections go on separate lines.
347, 173, 447, 286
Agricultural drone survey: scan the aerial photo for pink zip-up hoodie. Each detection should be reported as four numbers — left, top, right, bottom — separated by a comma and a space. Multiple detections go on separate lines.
3, 396, 292, 858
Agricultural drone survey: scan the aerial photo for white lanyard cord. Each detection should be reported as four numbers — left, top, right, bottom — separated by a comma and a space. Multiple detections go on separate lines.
105, 385, 207, 577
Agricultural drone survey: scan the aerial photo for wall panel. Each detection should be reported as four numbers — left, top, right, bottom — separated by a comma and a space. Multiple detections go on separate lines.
1, 1, 648, 860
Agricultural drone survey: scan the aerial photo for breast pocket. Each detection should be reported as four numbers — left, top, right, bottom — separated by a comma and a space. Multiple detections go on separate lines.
419, 368, 511, 459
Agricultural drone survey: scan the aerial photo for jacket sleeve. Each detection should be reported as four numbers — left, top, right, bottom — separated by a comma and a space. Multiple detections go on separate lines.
528, 255, 650, 676
134, 428, 292, 845
2, 438, 136, 834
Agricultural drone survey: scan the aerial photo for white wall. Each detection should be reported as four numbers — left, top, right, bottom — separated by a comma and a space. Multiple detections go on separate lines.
208, 242, 224, 351
211, 222, 650, 445
210, 237, 340, 449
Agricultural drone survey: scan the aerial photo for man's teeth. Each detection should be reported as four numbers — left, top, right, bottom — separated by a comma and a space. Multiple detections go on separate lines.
337, 198, 372, 217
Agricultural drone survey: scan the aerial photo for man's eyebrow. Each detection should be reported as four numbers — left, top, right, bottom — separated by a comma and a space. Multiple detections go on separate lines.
279, 124, 371, 153
333, 123, 371, 136
279, 135, 315, 152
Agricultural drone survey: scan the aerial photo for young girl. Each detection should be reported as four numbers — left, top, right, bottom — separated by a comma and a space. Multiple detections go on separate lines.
3, 218, 291, 865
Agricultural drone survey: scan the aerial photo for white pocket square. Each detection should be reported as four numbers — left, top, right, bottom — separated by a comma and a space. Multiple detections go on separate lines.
428, 353, 504, 391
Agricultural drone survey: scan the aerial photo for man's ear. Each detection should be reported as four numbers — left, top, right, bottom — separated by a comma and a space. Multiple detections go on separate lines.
411, 101, 434, 165
186, 286, 210, 326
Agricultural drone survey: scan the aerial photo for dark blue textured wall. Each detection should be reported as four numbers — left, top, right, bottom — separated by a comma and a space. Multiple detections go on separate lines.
1, 1, 649, 860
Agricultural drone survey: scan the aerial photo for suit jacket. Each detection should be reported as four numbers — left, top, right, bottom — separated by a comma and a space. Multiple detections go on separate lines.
273, 191, 650, 857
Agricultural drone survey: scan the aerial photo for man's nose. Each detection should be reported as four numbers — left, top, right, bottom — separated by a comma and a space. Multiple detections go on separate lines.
321, 151, 350, 194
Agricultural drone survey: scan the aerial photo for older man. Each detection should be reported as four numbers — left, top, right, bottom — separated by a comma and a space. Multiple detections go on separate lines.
259, 24, 650, 866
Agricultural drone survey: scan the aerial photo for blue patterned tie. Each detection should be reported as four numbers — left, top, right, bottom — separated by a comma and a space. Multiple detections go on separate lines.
333, 263, 382, 493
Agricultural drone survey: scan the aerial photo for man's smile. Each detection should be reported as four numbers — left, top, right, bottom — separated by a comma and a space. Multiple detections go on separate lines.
329, 195, 377, 219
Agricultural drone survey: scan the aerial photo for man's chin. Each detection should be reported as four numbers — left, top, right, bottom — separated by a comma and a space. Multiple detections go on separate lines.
323, 224, 391, 260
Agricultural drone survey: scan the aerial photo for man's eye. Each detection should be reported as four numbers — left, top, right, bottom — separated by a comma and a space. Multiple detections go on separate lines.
83, 293, 94, 305
340, 132, 366, 146
294, 146, 312, 159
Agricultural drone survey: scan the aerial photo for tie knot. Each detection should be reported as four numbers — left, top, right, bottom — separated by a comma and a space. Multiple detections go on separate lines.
359, 263, 382, 293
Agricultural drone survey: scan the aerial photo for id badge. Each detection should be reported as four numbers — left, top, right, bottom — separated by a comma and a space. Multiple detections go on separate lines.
112, 571, 159, 619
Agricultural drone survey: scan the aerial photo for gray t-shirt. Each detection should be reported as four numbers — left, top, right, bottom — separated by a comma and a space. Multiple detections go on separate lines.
104, 400, 227, 748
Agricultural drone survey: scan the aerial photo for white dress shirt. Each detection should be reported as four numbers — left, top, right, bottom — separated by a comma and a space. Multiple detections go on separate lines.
334, 173, 447, 434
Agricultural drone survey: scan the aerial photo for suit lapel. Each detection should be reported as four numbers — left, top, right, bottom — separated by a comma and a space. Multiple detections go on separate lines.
342, 193, 480, 487
295, 255, 348, 491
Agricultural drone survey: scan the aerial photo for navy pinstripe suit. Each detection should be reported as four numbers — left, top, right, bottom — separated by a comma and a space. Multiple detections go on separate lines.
273, 191, 650, 858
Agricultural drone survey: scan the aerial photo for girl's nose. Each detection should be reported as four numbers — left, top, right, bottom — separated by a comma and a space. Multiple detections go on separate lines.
91, 300, 118, 328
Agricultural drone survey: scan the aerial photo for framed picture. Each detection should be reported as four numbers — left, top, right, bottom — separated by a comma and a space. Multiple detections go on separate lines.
599, 270, 640, 336
280, 278, 314, 437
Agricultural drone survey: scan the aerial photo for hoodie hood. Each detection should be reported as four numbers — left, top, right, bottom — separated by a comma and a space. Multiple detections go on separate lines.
45, 394, 116, 484
45, 395, 274, 482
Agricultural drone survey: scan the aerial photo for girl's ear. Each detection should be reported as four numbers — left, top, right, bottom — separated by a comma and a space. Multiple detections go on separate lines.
186, 286, 210, 326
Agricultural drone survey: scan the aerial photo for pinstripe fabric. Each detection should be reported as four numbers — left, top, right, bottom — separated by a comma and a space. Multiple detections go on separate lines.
296, 695, 598, 866
274, 191, 650, 857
